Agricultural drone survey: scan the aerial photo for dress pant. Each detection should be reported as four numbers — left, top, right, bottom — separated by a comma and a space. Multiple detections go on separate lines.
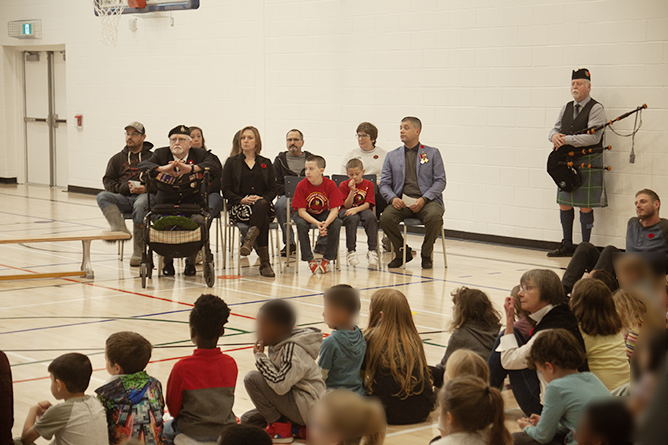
379, 201, 443, 258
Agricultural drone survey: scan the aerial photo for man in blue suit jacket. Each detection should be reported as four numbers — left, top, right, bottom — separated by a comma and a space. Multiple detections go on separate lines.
379, 117, 446, 269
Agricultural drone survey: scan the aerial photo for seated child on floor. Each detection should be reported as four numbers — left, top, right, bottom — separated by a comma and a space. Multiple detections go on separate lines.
20, 353, 108, 445
574, 399, 634, 445
514, 329, 610, 445
242, 299, 325, 443
308, 389, 386, 445
362, 289, 435, 425
165, 295, 237, 444
338, 159, 379, 267
432, 287, 501, 388
96, 331, 165, 445
318, 284, 366, 395
434, 376, 511, 445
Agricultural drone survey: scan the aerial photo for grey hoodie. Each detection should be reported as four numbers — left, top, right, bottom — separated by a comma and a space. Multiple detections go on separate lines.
437, 320, 500, 368
254, 327, 325, 423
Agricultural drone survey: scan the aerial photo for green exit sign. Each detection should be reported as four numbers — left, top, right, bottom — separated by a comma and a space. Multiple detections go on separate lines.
22, 23, 32, 36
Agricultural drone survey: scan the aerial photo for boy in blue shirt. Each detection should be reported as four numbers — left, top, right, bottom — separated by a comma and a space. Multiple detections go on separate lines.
318, 285, 366, 395
514, 329, 610, 445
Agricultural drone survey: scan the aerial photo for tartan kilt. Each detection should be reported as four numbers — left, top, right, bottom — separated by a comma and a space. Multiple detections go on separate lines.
556, 152, 608, 208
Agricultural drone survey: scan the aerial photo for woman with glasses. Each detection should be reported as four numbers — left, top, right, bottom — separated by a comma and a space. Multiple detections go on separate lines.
486, 269, 587, 417
221, 126, 277, 277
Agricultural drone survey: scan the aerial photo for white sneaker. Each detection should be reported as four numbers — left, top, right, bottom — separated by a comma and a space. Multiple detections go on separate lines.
347, 251, 360, 266
367, 250, 379, 267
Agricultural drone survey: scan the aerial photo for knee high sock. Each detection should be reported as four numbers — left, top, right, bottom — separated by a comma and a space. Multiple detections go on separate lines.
560, 209, 575, 246
580, 210, 594, 243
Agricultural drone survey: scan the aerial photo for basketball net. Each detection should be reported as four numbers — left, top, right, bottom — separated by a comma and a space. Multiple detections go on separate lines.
90, 0, 127, 46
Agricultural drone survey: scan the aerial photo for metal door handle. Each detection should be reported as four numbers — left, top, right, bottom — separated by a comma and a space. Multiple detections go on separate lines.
25, 117, 48, 122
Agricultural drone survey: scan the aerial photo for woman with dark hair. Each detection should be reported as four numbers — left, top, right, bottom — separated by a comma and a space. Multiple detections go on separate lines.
487, 269, 587, 417
221, 126, 277, 277
189, 126, 223, 220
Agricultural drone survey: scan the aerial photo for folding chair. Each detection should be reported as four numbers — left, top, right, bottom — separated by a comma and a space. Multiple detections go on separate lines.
118, 212, 133, 260
391, 218, 448, 269
331, 174, 381, 270
282, 176, 340, 273
221, 200, 281, 275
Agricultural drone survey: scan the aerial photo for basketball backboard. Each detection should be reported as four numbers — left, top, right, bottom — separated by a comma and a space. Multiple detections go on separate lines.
93, 0, 200, 15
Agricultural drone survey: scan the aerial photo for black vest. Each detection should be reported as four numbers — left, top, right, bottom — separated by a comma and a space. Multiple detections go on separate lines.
559, 98, 603, 149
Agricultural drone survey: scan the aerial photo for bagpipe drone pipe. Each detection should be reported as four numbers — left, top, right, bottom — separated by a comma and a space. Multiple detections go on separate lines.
547, 104, 647, 192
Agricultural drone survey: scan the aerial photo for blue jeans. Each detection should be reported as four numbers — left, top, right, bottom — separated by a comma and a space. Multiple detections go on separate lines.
163, 419, 219, 445
338, 208, 378, 252
96, 191, 149, 225
292, 210, 341, 261
488, 330, 543, 416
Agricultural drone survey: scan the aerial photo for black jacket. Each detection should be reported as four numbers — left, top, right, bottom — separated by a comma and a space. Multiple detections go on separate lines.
532, 303, 589, 372
273, 150, 314, 196
102, 142, 154, 195
221, 154, 277, 207
366, 366, 435, 425
206, 149, 224, 194
138, 146, 220, 206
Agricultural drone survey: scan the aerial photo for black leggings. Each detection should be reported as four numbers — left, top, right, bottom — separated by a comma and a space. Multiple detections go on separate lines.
248, 199, 271, 248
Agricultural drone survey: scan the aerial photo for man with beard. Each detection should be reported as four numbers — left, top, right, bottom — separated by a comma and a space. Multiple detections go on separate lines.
97, 122, 154, 266
139, 125, 220, 276
273, 129, 323, 257
561, 189, 668, 295
547, 68, 608, 258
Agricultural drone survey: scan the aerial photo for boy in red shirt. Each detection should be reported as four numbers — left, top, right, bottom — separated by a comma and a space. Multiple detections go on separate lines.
339, 159, 378, 267
292, 155, 343, 274
164, 295, 237, 444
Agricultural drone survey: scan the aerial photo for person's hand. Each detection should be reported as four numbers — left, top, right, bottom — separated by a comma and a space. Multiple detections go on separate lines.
132, 185, 146, 194
504, 296, 515, 320
551, 133, 566, 149
240, 196, 254, 205
253, 340, 265, 354
35, 401, 52, 416
159, 163, 178, 176
392, 198, 406, 210
344, 208, 358, 217
348, 178, 357, 190
250, 195, 263, 203
317, 221, 328, 236
517, 417, 532, 429
409, 197, 426, 213
528, 414, 540, 426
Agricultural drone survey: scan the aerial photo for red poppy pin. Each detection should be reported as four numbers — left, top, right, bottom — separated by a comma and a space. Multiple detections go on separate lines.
373, 155, 379, 159
261, 163, 267, 168
648, 233, 654, 239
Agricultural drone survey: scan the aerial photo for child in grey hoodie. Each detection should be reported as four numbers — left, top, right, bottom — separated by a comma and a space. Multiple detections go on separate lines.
318, 285, 366, 395
242, 300, 325, 443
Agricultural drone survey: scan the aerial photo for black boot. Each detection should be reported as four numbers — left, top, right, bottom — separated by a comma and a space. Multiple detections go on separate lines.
257, 246, 275, 277
240, 226, 260, 256
163, 259, 175, 276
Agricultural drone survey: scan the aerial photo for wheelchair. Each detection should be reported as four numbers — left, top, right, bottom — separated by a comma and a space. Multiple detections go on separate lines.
139, 170, 215, 288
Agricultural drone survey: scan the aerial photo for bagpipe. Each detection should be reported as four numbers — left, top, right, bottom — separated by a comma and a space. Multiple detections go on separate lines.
547, 104, 647, 192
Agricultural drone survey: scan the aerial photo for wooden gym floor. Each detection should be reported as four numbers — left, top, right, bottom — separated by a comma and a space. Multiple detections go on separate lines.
0, 184, 572, 443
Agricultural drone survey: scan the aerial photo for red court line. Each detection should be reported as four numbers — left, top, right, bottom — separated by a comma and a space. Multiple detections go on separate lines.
0, 263, 37, 275
12, 345, 255, 384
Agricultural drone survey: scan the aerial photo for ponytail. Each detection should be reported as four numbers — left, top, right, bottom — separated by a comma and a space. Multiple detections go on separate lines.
440, 377, 512, 445
486, 386, 513, 445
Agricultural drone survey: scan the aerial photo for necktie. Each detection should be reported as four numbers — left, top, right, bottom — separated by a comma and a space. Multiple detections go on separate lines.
574, 103, 580, 119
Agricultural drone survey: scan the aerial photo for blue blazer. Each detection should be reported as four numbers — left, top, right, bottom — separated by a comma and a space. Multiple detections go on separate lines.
379, 143, 446, 207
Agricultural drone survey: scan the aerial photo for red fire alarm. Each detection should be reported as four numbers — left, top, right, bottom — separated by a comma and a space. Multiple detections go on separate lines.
75, 114, 83, 130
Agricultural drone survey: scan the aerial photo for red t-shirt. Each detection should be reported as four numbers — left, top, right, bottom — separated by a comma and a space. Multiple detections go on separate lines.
339, 178, 375, 208
292, 177, 343, 215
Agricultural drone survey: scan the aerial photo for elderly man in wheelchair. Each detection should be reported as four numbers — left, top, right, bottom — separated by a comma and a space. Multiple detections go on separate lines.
139, 125, 220, 278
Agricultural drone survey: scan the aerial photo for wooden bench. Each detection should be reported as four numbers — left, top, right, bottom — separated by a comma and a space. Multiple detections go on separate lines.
0, 231, 131, 280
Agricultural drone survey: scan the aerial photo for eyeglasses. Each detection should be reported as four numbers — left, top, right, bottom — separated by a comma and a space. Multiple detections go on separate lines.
125, 132, 142, 137
519, 284, 536, 293
356, 134, 370, 139
169, 136, 190, 144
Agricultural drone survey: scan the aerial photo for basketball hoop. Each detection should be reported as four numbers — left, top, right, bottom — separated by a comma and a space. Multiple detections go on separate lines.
90, 0, 128, 46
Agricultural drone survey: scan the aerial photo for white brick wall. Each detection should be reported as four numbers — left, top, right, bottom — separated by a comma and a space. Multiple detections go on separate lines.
0, 0, 666, 248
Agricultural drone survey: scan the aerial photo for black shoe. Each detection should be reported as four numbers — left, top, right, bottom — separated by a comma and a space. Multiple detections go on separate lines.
184, 260, 196, 276
163, 260, 175, 277
280, 244, 297, 257
314, 244, 326, 255
388, 247, 414, 268
422, 256, 433, 269
547, 241, 576, 258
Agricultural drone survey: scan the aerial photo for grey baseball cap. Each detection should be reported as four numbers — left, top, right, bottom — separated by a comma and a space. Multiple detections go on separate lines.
124, 121, 145, 134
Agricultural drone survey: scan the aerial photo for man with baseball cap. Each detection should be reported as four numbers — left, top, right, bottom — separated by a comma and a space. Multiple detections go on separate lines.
139, 125, 220, 276
96, 121, 154, 266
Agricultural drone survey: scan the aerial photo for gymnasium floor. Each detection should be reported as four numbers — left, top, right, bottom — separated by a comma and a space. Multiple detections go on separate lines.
1, 184, 572, 443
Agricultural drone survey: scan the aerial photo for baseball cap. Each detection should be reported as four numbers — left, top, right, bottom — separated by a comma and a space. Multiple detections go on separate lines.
124, 121, 146, 135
